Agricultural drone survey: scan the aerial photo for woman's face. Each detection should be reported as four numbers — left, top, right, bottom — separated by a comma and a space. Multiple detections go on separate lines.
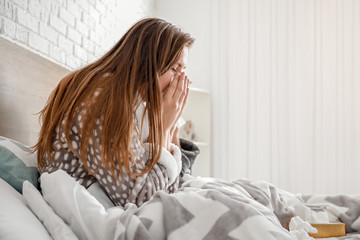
158, 47, 189, 92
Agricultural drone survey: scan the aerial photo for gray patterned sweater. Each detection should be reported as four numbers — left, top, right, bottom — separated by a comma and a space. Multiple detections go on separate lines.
39, 103, 198, 207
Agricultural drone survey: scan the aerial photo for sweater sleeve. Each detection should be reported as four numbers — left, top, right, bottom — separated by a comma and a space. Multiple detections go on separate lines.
68, 115, 182, 207
179, 138, 200, 178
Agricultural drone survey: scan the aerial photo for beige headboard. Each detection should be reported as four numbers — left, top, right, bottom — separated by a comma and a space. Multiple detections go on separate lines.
0, 37, 71, 146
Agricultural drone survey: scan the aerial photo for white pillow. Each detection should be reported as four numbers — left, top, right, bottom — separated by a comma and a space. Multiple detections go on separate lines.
0, 178, 52, 240
40, 170, 125, 240
22, 180, 78, 240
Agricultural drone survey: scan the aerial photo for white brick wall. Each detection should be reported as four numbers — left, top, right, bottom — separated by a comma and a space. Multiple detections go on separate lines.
0, 0, 155, 70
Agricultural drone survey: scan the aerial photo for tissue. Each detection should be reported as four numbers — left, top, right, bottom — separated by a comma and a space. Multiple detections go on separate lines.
289, 216, 318, 240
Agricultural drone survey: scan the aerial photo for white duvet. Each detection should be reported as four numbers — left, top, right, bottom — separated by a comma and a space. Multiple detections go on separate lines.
23, 170, 360, 240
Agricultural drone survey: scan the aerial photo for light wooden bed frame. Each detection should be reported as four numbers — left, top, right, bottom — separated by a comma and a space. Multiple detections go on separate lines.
0, 37, 71, 146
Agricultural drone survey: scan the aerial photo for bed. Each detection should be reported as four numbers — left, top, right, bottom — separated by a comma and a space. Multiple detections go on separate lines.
1, 36, 360, 240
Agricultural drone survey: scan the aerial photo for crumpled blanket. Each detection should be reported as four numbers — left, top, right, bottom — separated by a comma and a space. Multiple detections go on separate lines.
39, 170, 360, 240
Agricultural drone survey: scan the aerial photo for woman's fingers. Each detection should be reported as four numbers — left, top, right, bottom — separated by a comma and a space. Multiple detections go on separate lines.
173, 72, 186, 100
172, 77, 189, 125
178, 78, 189, 116
177, 76, 188, 108
164, 73, 180, 98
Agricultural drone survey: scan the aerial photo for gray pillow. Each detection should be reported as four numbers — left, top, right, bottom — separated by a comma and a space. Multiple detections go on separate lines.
0, 136, 39, 193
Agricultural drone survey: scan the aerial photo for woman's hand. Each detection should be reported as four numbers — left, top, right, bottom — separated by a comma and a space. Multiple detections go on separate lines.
162, 72, 189, 150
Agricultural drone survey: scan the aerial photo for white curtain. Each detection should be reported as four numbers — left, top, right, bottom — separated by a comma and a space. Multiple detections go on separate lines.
210, 0, 360, 194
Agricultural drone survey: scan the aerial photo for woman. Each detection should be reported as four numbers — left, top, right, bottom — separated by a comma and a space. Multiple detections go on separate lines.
34, 18, 199, 207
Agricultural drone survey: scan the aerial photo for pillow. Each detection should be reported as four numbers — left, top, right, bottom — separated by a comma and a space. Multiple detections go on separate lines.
22, 180, 78, 240
0, 136, 39, 193
0, 178, 52, 240
41, 170, 124, 240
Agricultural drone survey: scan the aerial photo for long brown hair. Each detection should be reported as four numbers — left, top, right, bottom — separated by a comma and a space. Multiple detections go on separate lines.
34, 18, 194, 177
